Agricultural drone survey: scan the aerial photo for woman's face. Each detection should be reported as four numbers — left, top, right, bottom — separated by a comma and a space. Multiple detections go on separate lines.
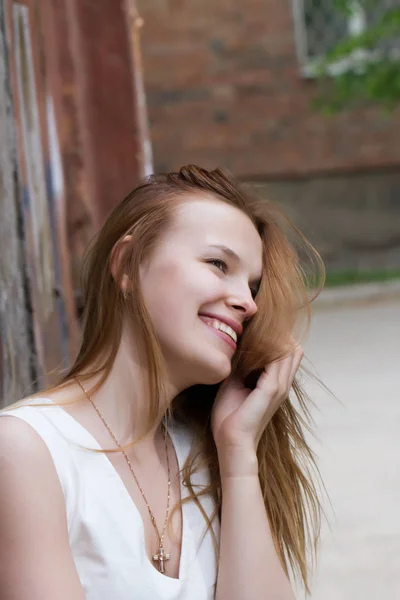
139, 195, 263, 390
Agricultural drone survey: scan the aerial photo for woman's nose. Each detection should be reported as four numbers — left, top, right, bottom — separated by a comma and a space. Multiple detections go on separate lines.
228, 289, 258, 320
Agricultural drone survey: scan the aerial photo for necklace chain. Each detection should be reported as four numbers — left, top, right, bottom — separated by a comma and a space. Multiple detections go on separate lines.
75, 378, 172, 572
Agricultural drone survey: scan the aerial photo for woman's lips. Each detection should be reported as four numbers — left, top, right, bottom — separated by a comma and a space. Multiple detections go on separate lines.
198, 312, 243, 337
198, 316, 237, 350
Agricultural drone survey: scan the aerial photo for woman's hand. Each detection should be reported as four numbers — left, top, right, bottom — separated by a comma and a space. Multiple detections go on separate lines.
211, 342, 304, 478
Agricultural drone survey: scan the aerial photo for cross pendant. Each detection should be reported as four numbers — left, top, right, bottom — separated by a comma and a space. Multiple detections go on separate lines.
152, 545, 170, 574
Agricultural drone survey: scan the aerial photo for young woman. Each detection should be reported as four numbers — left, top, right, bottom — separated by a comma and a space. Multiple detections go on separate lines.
0, 165, 324, 600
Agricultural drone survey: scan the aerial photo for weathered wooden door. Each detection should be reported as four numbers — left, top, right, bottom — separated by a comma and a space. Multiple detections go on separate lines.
1, 0, 78, 402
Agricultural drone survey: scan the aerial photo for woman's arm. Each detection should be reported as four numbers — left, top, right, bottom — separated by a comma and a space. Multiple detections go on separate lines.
0, 417, 86, 600
215, 449, 295, 600
212, 347, 304, 600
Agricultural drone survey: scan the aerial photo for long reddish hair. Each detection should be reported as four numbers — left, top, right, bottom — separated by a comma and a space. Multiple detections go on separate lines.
53, 166, 324, 592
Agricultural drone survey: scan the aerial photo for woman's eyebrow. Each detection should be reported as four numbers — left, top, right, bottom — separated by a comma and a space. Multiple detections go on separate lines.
208, 244, 240, 262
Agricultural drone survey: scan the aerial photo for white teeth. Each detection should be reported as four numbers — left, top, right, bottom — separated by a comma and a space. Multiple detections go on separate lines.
205, 319, 237, 343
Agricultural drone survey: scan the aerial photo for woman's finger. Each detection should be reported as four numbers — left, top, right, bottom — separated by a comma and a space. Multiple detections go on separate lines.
257, 352, 293, 397
277, 349, 296, 396
287, 346, 304, 392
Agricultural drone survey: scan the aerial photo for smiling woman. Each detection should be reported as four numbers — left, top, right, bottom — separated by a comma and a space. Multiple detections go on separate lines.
0, 165, 325, 600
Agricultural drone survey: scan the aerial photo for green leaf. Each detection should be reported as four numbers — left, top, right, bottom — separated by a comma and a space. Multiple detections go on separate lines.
313, 6, 400, 112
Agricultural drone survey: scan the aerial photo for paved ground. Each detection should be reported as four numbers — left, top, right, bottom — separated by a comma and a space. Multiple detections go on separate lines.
293, 297, 400, 600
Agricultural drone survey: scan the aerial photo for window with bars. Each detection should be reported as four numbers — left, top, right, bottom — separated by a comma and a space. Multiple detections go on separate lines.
293, 0, 400, 75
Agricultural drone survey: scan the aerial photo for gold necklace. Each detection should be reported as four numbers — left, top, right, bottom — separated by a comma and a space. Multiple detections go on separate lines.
75, 378, 172, 574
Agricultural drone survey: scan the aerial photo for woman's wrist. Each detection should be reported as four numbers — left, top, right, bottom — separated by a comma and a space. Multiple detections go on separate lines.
217, 445, 259, 479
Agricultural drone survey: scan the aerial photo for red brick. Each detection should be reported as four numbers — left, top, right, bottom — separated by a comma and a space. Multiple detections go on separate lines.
140, 0, 400, 176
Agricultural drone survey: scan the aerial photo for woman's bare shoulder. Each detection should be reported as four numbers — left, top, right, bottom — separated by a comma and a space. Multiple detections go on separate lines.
0, 416, 64, 555
0, 413, 58, 480
0, 417, 86, 599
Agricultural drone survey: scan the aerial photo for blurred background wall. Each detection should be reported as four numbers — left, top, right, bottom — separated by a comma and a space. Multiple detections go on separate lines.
139, 0, 400, 271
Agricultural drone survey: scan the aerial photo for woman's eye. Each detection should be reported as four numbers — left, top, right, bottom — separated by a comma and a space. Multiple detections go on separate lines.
208, 259, 227, 273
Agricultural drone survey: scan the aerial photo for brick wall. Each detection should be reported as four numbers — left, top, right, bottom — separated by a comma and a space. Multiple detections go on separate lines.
258, 169, 400, 270
139, 0, 400, 177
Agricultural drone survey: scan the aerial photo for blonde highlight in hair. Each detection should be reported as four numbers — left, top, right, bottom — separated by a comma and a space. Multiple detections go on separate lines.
32, 165, 325, 593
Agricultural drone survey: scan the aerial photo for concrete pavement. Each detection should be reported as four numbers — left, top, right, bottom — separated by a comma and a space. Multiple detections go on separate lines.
293, 296, 400, 599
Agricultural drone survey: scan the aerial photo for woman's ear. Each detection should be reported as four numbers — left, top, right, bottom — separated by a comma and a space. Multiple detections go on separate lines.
110, 235, 133, 294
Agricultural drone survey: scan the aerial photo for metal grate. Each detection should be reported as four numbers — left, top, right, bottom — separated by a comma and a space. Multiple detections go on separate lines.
295, 0, 400, 67
303, 0, 350, 59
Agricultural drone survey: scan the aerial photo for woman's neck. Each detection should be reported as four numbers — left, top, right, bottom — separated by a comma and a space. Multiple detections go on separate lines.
76, 327, 179, 448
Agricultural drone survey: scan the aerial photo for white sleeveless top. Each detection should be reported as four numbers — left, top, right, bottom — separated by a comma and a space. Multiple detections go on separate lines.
1, 399, 220, 599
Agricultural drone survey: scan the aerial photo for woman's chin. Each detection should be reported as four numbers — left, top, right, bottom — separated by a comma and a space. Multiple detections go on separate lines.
166, 347, 233, 390
197, 355, 232, 385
